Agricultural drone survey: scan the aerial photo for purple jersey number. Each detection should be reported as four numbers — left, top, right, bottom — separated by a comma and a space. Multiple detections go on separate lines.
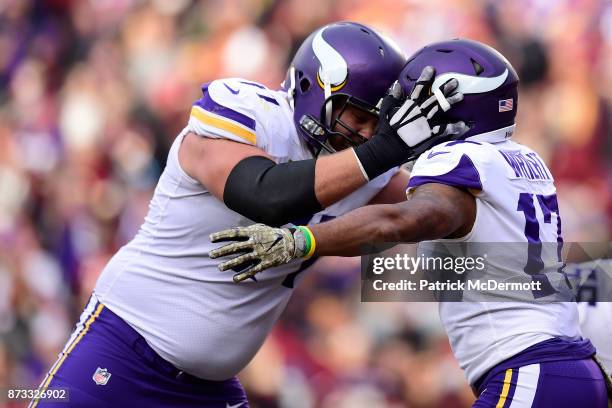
517, 193, 563, 298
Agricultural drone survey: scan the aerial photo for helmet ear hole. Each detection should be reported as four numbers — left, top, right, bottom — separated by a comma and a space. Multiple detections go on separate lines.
300, 78, 311, 93
470, 58, 484, 76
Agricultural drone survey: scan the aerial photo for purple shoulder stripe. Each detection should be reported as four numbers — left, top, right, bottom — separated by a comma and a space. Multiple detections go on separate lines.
257, 93, 279, 105
408, 154, 483, 191
194, 91, 256, 132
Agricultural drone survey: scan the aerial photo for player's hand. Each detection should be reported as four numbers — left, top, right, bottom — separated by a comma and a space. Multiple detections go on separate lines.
209, 224, 306, 282
353, 66, 468, 180
388, 66, 468, 153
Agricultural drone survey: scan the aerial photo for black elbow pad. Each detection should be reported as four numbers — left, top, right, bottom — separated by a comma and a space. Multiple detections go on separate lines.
223, 156, 322, 226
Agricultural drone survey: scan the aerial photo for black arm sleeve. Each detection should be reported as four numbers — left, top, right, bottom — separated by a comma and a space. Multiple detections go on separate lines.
223, 156, 323, 227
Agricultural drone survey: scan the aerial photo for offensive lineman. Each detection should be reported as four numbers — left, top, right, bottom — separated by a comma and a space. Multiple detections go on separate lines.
31, 22, 467, 407
211, 39, 611, 407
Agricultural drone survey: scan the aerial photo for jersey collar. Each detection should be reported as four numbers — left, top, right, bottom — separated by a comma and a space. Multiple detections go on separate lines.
466, 124, 515, 144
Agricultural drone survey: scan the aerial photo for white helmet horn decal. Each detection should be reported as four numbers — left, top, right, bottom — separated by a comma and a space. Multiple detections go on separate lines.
432, 69, 509, 95
312, 27, 349, 125
312, 27, 349, 91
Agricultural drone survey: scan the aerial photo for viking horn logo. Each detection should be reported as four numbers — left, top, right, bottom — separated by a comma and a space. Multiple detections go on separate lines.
312, 28, 348, 92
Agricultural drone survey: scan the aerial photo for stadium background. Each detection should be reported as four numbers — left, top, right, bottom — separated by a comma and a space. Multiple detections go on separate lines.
0, 0, 610, 407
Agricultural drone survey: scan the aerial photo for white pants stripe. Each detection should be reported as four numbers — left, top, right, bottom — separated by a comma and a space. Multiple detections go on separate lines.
509, 363, 540, 408
61, 295, 98, 354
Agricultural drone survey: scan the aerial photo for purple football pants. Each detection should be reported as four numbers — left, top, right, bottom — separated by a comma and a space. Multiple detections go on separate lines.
473, 358, 608, 408
29, 296, 249, 408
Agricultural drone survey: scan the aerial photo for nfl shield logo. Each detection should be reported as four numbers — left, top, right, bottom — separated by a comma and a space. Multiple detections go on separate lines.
92, 367, 111, 385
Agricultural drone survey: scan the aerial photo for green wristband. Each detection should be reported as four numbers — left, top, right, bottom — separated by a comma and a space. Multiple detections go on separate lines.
296, 226, 316, 258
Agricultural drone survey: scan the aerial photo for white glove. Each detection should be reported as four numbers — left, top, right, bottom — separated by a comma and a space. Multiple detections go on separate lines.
390, 66, 468, 150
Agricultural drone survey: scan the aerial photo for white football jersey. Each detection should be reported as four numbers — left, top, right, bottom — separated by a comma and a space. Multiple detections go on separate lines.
408, 126, 582, 385
570, 259, 612, 375
94, 78, 396, 380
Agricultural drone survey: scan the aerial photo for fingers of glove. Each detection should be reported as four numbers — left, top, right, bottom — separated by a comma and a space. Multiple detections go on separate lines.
410, 66, 435, 101
389, 98, 417, 127
414, 94, 438, 120
233, 269, 257, 283
433, 87, 451, 112
233, 260, 276, 283
387, 80, 403, 100
217, 252, 258, 271
379, 92, 403, 119
442, 121, 470, 138
432, 125, 442, 137
209, 240, 254, 259
446, 92, 464, 106
427, 93, 463, 119
426, 104, 439, 120
380, 81, 404, 117
420, 94, 438, 111
440, 78, 459, 96
210, 227, 252, 243
432, 79, 460, 113
425, 93, 462, 121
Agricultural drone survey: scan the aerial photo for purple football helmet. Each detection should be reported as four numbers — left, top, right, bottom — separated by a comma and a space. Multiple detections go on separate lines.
399, 39, 519, 140
282, 22, 406, 154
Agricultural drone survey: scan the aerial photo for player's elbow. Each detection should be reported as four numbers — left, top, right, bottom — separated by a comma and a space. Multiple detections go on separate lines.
243, 199, 294, 227
223, 156, 323, 227
420, 206, 458, 240
373, 205, 418, 242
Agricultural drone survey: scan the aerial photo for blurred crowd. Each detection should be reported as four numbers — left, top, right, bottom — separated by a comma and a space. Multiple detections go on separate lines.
0, 0, 611, 407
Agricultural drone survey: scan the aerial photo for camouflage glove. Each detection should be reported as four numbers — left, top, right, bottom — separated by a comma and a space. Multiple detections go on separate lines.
209, 224, 315, 283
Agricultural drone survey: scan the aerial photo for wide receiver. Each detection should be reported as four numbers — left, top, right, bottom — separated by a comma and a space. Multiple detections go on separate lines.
211, 39, 611, 407
30, 22, 467, 407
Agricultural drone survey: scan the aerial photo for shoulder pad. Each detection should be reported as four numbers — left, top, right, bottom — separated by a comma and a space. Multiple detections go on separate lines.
188, 79, 262, 145
407, 140, 492, 193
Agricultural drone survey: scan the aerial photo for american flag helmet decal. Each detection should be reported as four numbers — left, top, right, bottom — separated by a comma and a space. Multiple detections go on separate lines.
499, 98, 514, 112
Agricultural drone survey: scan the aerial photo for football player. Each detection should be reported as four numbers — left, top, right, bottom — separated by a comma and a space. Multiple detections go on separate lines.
211, 39, 611, 407
30, 22, 467, 407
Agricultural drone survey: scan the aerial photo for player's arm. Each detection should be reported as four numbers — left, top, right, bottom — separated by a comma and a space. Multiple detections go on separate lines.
309, 183, 476, 256
179, 133, 368, 218
209, 183, 476, 281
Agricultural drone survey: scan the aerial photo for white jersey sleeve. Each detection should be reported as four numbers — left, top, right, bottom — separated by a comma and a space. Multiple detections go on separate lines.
407, 140, 489, 195
189, 79, 259, 146
187, 78, 305, 161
